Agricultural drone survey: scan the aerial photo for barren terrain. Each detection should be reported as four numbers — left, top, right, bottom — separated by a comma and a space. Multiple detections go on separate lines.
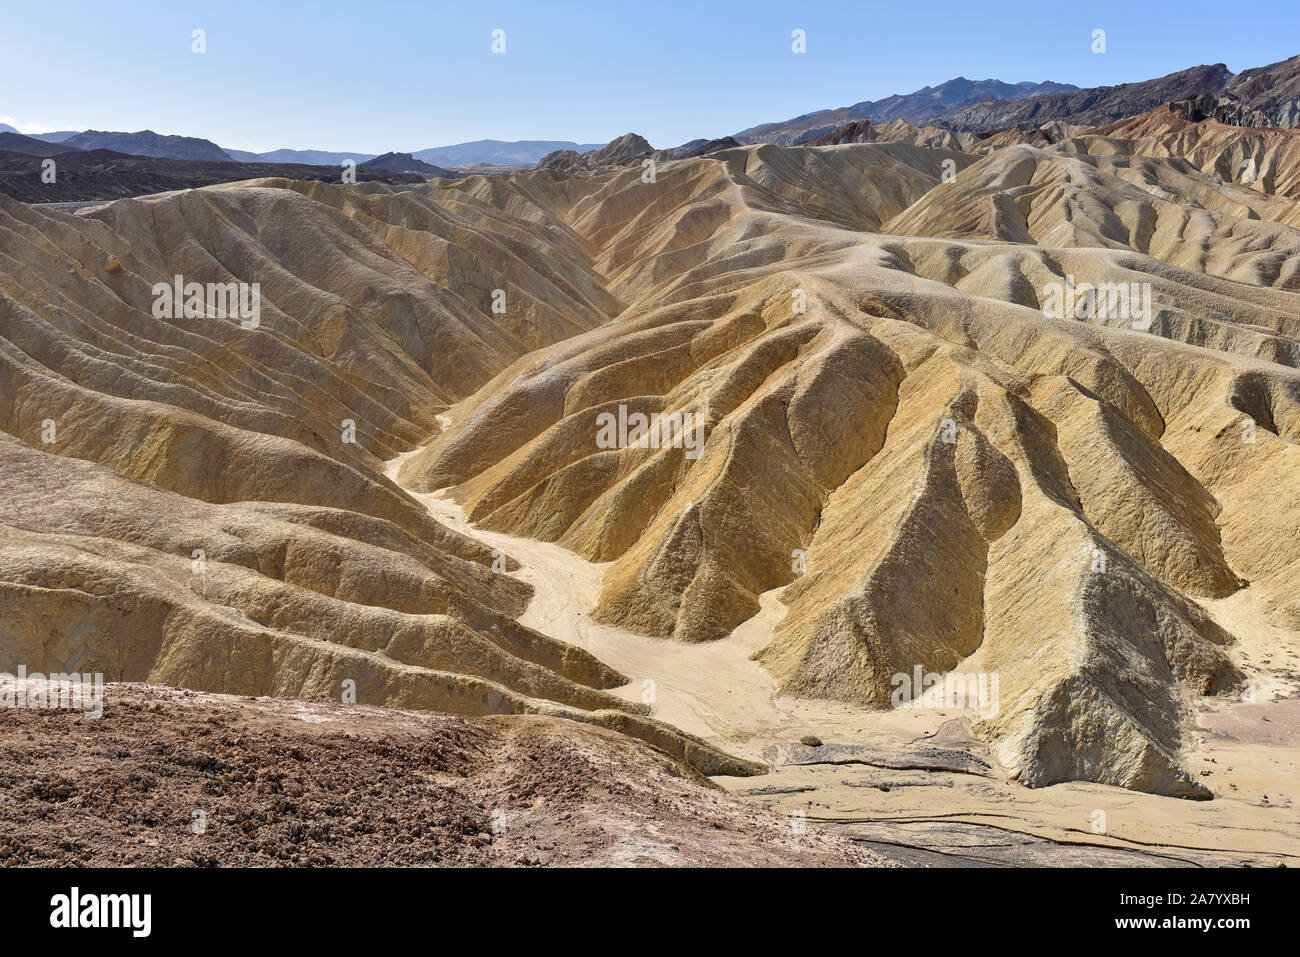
2, 87, 1298, 865
0, 680, 883, 867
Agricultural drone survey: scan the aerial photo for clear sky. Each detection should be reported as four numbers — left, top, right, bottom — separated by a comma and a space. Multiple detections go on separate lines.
2, 0, 1297, 153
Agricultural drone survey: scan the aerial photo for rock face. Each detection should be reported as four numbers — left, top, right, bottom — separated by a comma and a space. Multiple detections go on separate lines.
807, 120, 876, 145
1166, 55, 1300, 130
3, 112, 1297, 799
358, 152, 453, 176
536, 133, 654, 171
1223, 54, 1300, 127
809, 118, 1071, 152
534, 148, 581, 170
677, 136, 742, 158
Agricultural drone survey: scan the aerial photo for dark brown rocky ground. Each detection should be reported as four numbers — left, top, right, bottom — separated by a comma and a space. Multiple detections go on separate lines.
0, 682, 890, 867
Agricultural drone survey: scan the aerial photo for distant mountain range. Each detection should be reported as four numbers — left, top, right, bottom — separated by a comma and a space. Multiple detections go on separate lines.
413, 140, 605, 166
734, 56, 1300, 145
53, 130, 232, 161
938, 63, 1233, 129
224, 147, 374, 165
0, 131, 75, 157
850, 77, 1082, 124
220, 140, 604, 167
734, 78, 1080, 145
0, 128, 606, 168
6, 53, 1300, 178
28, 130, 81, 143
938, 57, 1300, 130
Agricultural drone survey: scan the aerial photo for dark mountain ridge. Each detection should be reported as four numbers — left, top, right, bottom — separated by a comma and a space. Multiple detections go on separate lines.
60, 129, 232, 161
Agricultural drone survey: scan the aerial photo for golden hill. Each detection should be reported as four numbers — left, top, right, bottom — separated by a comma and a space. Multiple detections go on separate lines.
2, 125, 1296, 798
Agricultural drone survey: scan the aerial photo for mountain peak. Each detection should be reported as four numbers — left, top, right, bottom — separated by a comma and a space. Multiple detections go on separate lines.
60, 129, 231, 161
358, 151, 450, 175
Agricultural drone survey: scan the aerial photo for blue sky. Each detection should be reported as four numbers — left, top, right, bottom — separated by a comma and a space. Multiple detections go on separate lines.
2, 0, 1297, 153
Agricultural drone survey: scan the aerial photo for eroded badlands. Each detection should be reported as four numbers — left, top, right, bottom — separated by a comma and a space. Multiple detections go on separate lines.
1, 110, 1298, 862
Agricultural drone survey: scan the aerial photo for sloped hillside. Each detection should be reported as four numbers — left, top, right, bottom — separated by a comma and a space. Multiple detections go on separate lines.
2, 130, 1296, 798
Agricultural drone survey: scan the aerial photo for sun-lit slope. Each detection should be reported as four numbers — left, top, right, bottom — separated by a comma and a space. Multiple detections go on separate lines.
881, 147, 1300, 370
3, 135, 1296, 795
886, 143, 1300, 291
0, 184, 760, 777
1089, 105, 1300, 203
265, 176, 622, 352
704, 142, 976, 232
401, 144, 1296, 796
0, 178, 618, 483
0, 433, 756, 774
